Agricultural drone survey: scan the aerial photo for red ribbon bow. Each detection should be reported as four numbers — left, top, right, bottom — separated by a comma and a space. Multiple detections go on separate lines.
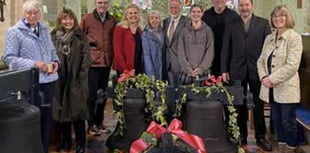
130, 119, 207, 153
205, 75, 222, 86
117, 69, 135, 83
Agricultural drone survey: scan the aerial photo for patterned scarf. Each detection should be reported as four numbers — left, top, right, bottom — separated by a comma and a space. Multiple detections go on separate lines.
55, 30, 74, 55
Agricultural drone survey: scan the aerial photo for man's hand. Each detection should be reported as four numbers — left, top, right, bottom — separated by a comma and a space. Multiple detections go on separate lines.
222, 72, 230, 83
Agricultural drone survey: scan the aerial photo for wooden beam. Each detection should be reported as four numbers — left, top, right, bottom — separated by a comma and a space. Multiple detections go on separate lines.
297, 0, 302, 9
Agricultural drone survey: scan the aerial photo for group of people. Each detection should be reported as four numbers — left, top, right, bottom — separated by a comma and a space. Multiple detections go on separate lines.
1, 0, 303, 153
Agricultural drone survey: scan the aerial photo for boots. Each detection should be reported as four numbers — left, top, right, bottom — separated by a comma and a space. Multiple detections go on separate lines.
56, 140, 71, 152
277, 143, 286, 153
76, 145, 85, 153
286, 146, 296, 153
57, 122, 72, 152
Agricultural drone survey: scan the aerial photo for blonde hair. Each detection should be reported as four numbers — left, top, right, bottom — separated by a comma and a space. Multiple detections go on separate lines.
270, 5, 295, 29
119, 3, 143, 29
23, 0, 42, 14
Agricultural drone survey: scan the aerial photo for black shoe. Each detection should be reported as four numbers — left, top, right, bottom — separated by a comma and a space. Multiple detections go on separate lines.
240, 137, 247, 145
256, 137, 273, 151
88, 125, 101, 136
56, 141, 71, 152
76, 145, 85, 153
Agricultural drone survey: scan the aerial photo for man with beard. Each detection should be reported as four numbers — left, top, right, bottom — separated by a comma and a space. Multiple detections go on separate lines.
202, 0, 238, 76
221, 0, 272, 151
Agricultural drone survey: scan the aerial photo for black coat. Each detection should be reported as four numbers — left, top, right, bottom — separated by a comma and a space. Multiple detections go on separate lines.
51, 29, 91, 122
221, 15, 271, 81
202, 7, 239, 76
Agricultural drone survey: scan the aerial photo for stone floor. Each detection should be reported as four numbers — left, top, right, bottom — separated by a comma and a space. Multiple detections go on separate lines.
49, 98, 310, 153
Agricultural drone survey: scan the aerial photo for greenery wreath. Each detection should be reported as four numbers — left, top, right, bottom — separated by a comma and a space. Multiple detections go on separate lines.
113, 72, 244, 153
113, 72, 168, 136
173, 76, 245, 153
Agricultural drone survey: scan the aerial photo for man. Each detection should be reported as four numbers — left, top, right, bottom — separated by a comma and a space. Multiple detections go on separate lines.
221, 0, 272, 151
2, 1, 59, 153
163, 0, 188, 86
80, 0, 116, 136
202, 0, 238, 76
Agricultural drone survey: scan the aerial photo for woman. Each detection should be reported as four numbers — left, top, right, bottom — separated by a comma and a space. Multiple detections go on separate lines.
177, 4, 214, 85
257, 5, 303, 153
142, 10, 164, 80
51, 7, 90, 153
2, 1, 59, 153
113, 3, 143, 75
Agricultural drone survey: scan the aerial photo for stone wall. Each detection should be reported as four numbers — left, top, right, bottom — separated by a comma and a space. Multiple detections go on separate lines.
254, 0, 310, 33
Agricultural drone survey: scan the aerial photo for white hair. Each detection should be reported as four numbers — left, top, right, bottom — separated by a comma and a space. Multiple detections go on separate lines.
22, 0, 42, 13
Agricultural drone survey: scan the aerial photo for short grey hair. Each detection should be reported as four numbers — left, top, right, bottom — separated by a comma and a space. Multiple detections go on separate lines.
22, 0, 42, 13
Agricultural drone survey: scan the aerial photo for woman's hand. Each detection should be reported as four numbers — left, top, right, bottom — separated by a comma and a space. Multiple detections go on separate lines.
34, 61, 58, 74
51, 61, 59, 74
191, 69, 199, 77
261, 77, 274, 88
34, 61, 47, 72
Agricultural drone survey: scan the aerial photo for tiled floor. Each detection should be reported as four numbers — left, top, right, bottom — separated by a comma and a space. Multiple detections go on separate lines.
49, 98, 308, 153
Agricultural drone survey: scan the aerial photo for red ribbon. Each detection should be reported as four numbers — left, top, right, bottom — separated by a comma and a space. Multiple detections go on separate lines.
205, 75, 222, 86
130, 119, 207, 153
117, 69, 135, 83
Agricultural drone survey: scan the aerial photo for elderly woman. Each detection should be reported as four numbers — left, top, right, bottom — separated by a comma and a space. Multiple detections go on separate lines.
257, 5, 303, 153
177, 4, 214, 84
2, 1, 59, 153
142, 10, 164, 80
113, 3, 143, 75
51, 7, 90, 153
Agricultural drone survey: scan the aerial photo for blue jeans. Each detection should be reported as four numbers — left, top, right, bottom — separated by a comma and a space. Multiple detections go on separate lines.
270, 100, 298, 147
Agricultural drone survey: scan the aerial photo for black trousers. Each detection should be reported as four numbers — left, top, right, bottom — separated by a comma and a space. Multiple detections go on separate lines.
60, 120, 86, 148
39, 82, 55, 153
88, 67, 111, 126
236, 79, 267, 141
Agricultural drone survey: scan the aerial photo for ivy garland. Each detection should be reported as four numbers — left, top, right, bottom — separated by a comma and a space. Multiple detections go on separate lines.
113, 74, 168, 136
113, 74, 244, 153
173, 78, 245, 153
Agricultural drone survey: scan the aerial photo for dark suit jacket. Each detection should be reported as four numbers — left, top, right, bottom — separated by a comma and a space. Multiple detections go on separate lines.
221, 14, 271, 81
162, 15, 188, 75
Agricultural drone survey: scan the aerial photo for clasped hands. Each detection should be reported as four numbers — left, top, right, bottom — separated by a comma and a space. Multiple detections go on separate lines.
34, 61, 58, 74
221, 73, 274, 88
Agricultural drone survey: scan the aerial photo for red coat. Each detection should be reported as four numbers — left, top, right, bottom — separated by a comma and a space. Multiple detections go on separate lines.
113, 25, 142, 73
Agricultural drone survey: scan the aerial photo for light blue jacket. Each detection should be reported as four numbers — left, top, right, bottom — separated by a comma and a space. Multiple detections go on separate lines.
2, 19, 59, 83
142, 28, 164, 80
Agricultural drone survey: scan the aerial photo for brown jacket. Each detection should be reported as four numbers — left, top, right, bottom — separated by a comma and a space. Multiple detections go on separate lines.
80, 10, 116, 67
51, 29, 91, 121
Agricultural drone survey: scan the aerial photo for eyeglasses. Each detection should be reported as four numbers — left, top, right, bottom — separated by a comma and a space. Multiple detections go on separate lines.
272, 14, 286, 18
